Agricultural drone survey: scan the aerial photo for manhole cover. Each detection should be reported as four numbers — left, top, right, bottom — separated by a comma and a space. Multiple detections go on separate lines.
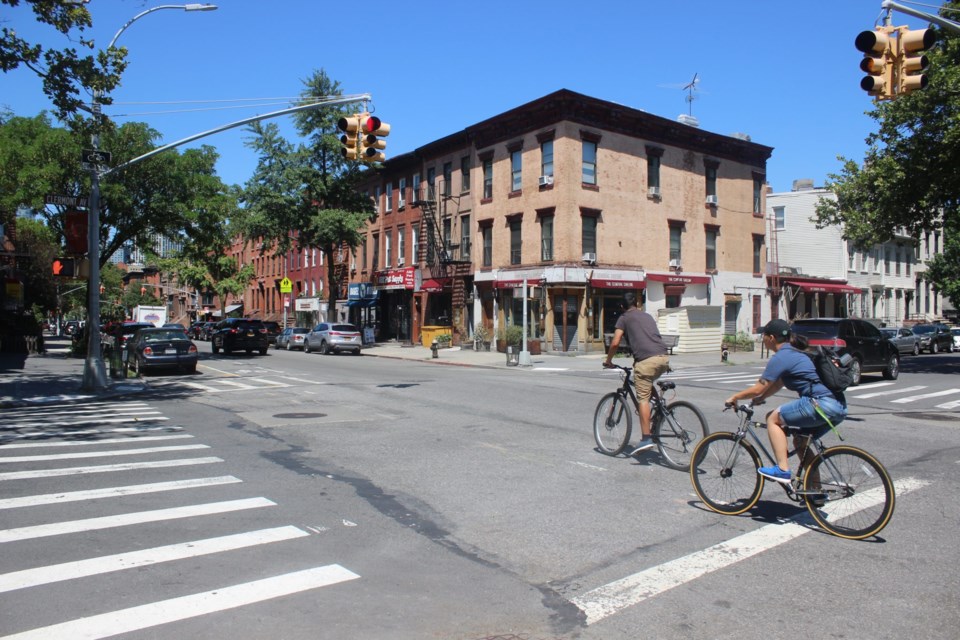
272, 412, 327, 419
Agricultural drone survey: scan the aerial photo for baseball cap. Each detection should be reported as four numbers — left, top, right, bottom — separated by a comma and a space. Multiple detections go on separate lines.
761, 318, 790, 338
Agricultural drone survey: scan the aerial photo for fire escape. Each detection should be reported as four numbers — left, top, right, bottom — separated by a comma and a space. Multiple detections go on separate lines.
767, 208, 781, 319
413, 180, 472, 320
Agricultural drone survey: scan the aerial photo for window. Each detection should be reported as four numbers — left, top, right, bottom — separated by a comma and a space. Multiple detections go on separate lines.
482, 225, 492, 267
372, 233, 380, 271
753, 174, 765, 215
510, 149, 522, 192
540, 215, 554, 261
460, 215, 470, 257
510, 219, 522, 265
704, 159, 719, 198
541, 140, 554, 178
397, 225, 406, 264
906, 252, 911, 276
442, 162, 452, 197
398, 177, 406, 207
413, 173, 421, 203
385, 183, 393, 212
885, 248, 891, 274
873, 247, 881, 274
646, 147, 662, 191
705, 226, 718, 271
460, 156, 470, 192
426, 167, 436, 200
934, 231, 940, 254
361, 236, 367, 270
582, 215, 597, 255
374, 186, 382, 213
774, 206, 785, 230
384, 229, 392, 267
412, 225, 418, 263
895, 247, 901, 276
753, 235, 764, 274
848, 245, 856, 271
582, 140, 597, 185
482, 157, 493, 199
669, 223, 683, 263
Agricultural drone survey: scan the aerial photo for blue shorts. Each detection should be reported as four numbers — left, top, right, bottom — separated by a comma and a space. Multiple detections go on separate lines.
779, 395, 846, 435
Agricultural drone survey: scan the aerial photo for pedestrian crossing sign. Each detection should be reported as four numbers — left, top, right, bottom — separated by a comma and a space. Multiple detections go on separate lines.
279, 277, 292, 293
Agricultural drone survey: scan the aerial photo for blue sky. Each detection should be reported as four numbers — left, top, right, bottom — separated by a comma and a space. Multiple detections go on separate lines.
1, 0, 941, 193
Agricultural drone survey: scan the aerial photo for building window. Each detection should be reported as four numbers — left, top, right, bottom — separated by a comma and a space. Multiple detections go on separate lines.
482, 225, 492, 267
460, 156, 470, 192
361, 236, 367, 270
582, 140, 597, 185
510, 149, 522, 193
460, 215, 470, 258
582, 215, 598, 255
374, 186, 382, 213
372, 233, 380, 271
510, 219, 522, 265
906, 252, 911, 276
397, 225, 406, 265
885, 248, 891, 274
413, 173, 421, 203
385, 183, 393, 212
669, 223, 683, 264
412, 225, 418, 264
705, 226, 718, 271
934, 231, 940, 254
704, 159, 719, 198
384, 229, 392, 268
541, 140, 553, 178
646, 148, 662, 191
540, 215, 554, 261
753, 235, 764, 274
426, 167, 436, 200
398, 177, 406, 208
895, 247, 901, 276
753, 174, 765, 215
482, 157, 493, 199
442, 162, 452, 197
848, 245, 856, 271
774, 206, 785, 230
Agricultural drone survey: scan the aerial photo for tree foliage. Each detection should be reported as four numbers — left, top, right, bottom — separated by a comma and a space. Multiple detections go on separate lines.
815, 3, 960, 309
1, 0, 126, 119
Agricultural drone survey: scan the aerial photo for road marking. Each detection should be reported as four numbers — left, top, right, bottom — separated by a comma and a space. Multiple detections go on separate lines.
0, 415, 168, 430
0, 457, 223, 481
212, 380, 260, 390
0, 497, 275, 543
850, 382, 896, 390
0, 444, 209, 464
277, 376, 328, 385
890, 388, 960, 404
1, 401, 154, 416
196, 363, 238, 376
0, 525, 306, 594
0, 476, 242, 510
245, 377, 291, 388
570, 461, 608, 471
0, 425, 183, 443
172, 380, 224, 392
533, 367, 570, 371
0, 434, 194, 450
2, 565, 360, 639
935, 399, 960, 410
849, 385, 926, 399
571, 477, 927, 624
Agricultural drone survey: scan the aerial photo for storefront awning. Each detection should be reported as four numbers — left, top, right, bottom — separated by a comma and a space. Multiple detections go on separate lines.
210, 303, 242, 318
646, 273, 710, 285
783, 280, 860, 295
420, 277, 451, 293
590, 279, 646, 289
494, 279, 529, 289
347, 298, 378, 308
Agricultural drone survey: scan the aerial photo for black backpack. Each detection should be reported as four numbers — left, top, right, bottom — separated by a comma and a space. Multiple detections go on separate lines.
808, 346, 855, 395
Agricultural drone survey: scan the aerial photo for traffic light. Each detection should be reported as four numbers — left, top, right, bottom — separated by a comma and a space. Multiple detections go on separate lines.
855, 28, 894, 99
52, 258, 75, 277
359, 114, 390, 164
337, 114, 361, 161
899, 27, 936, 95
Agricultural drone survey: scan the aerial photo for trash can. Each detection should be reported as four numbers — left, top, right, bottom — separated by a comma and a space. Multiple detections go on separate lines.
505, 346, 519, 366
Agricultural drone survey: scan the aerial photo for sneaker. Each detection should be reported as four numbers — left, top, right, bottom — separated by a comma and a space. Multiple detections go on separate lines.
629, 437, 656, 455
758, 465, 792, 483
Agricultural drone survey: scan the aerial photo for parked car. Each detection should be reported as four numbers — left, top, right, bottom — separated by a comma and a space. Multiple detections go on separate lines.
276, 327, 309, 350
210, 318, 269, 355
262, 321, 282, 345
304, 322, 362, 355
126, 327, 199, 375
61, 320, 81, 337
952, 327, 960, 350
789, 318, 899, 385
199, 321, 218, 341
162, 322, 187, 331
188, 321, 206, 340
880, 326, 921, 356
102, 321, 156, 353
910, 323, 955, 354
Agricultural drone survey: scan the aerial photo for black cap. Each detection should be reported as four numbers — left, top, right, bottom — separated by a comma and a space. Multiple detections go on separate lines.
762, 318, 790, 338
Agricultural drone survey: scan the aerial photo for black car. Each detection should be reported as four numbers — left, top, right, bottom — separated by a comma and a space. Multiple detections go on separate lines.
262, 321, 282, 345
127, 327, 199, 375
188, 321, 206, 340
910, 323, 955, 354
61, 320, 81, 337
210, 318, 269, 355
790, 318, 899, 385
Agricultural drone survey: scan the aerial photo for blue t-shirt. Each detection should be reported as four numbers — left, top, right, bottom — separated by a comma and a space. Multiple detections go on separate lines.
760, 344, 833, 398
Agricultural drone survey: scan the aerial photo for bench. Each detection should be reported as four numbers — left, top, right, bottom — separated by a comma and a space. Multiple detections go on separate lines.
603, 332, 680, 355
661, 333, 680, 355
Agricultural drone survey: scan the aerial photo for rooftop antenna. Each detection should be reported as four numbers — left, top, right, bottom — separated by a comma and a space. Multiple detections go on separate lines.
683, 73, 699, 116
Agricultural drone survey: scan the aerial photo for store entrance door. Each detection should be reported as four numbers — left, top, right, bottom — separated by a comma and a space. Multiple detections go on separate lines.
552, 291, 579, 352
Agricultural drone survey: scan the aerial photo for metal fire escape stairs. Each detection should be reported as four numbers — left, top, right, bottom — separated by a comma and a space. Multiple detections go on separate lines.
767, 209, 781, 317
413, 181, 472, 314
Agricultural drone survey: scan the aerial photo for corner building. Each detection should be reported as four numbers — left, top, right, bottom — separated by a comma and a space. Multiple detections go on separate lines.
356, 89, 774, 353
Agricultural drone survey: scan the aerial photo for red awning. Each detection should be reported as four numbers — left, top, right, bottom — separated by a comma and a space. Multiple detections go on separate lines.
420, 277, 450, 293
645, 273, 710, 285
784, 280, 860, 295
494, 279, 528, 289
590, 279, 646, 289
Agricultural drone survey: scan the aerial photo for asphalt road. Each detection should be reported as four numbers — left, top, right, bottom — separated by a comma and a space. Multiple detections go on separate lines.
2, 345, 958, 639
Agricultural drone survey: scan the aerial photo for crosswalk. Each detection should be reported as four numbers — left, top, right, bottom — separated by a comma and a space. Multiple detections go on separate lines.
0, 401, 359, 638
148, 374, 328, 394
660, 367, 960, 410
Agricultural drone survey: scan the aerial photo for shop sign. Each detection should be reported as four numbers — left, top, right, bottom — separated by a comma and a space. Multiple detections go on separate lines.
295, 298, 320, 312
646, 273, 710, 285
591, 279, 646, 289
374, 267, 416, 290
348, 282, 377, 300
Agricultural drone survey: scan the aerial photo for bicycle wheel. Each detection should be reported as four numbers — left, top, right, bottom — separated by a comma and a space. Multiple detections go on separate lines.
593, 392, 632, 455
653, 400, 710, 471
690, 432, 764, 515
803, 446, 896, 540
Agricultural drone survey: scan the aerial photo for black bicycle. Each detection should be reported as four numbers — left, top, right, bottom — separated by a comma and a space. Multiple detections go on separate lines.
593, 363, 709, 471
690, 403, 896, 540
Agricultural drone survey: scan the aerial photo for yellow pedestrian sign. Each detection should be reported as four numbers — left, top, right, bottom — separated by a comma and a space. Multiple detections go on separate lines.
279, 277, 292, 293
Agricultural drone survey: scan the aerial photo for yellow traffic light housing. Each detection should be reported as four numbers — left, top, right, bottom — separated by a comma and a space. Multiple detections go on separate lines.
855, 28, 894, 99
359, 115, 390, 164
337, 114, 361, 161
899, 27, 936, 95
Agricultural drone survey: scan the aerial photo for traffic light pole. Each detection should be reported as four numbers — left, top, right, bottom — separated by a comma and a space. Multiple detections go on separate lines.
880, 0, 960, 35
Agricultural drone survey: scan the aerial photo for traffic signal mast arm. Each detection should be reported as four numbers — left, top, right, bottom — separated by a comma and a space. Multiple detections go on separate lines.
881, 0, 960, 35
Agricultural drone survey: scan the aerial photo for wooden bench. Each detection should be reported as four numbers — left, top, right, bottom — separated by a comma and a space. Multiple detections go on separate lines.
603, 332, 680, 355
661, 333, 679, 354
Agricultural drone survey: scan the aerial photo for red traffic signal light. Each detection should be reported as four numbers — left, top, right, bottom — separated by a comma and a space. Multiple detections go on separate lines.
52, 258, 75, 277
359, 115, 390, 163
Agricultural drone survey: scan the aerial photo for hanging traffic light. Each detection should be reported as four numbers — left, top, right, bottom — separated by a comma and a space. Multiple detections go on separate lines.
855, 28, 894, 99
899, 27, 936, 95
359, 115, 390, 164
52, 258, 75, 277
337, 114, 361, 161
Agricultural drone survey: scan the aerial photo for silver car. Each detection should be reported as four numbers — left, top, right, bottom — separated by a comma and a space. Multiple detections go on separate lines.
880, 327, 921, 356
275, 327, 309, 350
304, 323, 362, 355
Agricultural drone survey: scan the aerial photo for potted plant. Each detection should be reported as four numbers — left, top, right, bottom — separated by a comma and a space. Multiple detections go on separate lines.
474, 324, 491, 351
435, 333, 452, 348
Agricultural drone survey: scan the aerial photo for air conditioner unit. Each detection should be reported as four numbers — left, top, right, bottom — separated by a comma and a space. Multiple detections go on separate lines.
396, 257, 405, 267
669, 258, 681, 269
350, 261, 357, 271
582, 252, 597, 264
538, 175, 554, 186
705, 195, 719, 205
648, 186, 661, 198
398, 198, 405, 208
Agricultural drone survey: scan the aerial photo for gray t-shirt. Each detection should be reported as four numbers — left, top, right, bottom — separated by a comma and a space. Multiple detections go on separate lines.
615, 308, 668, 361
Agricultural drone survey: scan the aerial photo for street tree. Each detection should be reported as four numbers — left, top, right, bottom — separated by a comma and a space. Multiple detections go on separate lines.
815, 3, 960, 310
0, 0, 126, 119
241, 69, 374, 316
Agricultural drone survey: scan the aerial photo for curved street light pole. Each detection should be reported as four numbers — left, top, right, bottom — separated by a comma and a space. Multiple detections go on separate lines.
83, 3, 217, 391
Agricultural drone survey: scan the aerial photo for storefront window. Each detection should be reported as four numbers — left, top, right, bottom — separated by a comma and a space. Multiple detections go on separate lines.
505, 290, 541, 339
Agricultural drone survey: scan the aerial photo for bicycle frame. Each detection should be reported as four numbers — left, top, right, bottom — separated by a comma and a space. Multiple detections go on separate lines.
610, 364, 666, 421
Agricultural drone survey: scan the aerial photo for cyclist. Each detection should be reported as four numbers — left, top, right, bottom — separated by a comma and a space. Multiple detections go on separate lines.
603, 292, 670, 454
724, 318, 847, 483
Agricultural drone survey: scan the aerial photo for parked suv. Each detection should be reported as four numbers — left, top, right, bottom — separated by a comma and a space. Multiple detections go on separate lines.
210, 318, 269, 355
910, 323, 955, 354
262, 321, 282, 345
880, 326, 921, 356
790, 318, 899, 385
304, 323, 362, 355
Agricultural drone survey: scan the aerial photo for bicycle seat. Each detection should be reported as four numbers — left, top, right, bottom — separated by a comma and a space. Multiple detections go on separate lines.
657, 380, 676, 391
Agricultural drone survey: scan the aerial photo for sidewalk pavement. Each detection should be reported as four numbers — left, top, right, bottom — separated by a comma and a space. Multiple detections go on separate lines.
1, 335, 766, 408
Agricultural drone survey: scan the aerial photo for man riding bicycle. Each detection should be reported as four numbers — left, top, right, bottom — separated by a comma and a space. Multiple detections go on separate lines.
603, 292, 670, 454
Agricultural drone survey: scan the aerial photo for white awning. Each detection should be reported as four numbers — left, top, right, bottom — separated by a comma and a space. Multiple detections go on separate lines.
210, 303, 243, 318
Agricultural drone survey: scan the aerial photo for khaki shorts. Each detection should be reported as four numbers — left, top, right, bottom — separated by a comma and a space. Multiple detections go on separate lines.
634, 355, 671, 403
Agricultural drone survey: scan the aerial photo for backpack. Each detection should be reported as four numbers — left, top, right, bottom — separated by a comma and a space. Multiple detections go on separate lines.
808, 346, 855, 395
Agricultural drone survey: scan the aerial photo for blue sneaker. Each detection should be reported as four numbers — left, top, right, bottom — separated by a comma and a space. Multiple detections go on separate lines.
758, 465, 791, 483
629, 437, 656, 455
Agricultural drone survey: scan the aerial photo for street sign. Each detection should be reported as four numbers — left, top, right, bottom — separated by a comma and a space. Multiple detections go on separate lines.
279, 277, 292, 293
82, 149, 112, 165
44, 194, 89, 208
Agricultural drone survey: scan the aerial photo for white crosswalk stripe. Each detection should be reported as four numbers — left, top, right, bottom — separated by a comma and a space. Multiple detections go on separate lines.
890, 388, 960, 404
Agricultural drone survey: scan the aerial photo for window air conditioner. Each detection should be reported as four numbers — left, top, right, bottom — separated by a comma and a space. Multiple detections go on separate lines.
669, 258, 681, 268
398, 198, 405, 208
538, 175, 554, 186
397, 257, 405, 266
350, 261, 357, 271
582, 252, 597, 264
705, 195, 719, 205
648, 186, 661, 198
